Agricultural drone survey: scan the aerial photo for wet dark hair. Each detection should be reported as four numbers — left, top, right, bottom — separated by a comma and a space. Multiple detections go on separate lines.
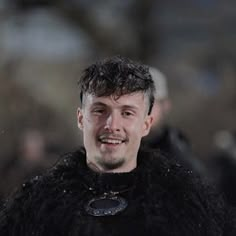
78, 56, 155, 114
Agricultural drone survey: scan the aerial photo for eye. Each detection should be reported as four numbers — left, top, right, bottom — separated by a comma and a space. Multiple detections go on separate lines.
122, 111, 134, 117
93, 109, 105, 114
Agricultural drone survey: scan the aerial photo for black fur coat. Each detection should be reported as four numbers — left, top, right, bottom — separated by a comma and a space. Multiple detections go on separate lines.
0, 147, 235, 236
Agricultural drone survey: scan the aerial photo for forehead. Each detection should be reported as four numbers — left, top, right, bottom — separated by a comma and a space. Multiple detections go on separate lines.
83, 92, 147, 109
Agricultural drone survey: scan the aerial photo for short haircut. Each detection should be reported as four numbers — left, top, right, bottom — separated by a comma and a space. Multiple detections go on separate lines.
78, 56, 155, 115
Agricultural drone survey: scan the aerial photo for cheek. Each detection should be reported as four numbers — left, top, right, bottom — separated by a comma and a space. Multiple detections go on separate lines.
83, 116, 103, 138
126, 120, 145, 137
82, 116, 95, 136
83, 123, 98, 149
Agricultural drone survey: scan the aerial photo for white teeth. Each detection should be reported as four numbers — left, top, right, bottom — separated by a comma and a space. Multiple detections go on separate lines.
101, 139, 122, 144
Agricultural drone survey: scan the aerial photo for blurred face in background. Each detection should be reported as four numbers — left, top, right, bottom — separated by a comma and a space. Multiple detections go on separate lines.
77, 92, 153, 173
151, 98, 171, 128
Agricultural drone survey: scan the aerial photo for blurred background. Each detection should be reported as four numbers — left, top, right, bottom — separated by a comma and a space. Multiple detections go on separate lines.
0, 0, 235, 199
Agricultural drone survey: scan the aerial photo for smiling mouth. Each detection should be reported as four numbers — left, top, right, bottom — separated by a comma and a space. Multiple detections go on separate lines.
98, 136, 127, 145
99, 139, 124, 144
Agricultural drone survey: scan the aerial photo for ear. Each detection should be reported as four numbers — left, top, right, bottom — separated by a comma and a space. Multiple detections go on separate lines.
142, 115, 153, 137
77, 107, 84, 130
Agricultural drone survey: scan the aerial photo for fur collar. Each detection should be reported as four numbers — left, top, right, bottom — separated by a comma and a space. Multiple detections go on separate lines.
1, 147, 230, 236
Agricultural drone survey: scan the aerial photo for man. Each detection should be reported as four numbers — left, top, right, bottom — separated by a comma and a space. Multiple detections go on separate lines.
142, 67, 204, 173
0, 56, 235, 235
208, 130, 236, 206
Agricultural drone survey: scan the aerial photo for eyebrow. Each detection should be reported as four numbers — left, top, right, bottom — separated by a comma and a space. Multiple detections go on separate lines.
121, 105, 139, 111
91, 102, 139, 111
90, 102, 107, 107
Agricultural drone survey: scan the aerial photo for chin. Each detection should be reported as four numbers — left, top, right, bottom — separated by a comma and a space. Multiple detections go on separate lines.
99, 156, 125, 170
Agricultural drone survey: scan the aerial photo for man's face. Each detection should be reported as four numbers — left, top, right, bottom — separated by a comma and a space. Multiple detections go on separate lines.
77, 92, 153, 173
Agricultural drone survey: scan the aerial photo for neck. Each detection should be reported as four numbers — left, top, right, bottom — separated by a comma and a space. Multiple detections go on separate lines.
86, 160, 137, 173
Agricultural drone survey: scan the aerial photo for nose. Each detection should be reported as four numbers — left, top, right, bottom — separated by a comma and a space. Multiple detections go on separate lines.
104, 112, 121, 132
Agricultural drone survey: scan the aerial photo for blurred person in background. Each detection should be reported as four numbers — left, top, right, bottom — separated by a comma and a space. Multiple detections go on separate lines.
0, 129, 57, 200
142, 67, 205, 174
0, 56, 235, 236
207, 130, 236, 206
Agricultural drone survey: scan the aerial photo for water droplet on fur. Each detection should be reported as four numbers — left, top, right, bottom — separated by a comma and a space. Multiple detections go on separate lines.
63, 159, 69, 166
34, 176, 39, 180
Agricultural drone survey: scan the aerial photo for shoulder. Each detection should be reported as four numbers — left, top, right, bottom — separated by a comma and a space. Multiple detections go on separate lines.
0, 148, 86, 233
140, 148, 217, 200
138, 147, 201, 199
138, 148, 228, 233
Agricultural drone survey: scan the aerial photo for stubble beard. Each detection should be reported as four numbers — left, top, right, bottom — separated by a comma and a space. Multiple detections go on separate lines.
96, 155, 126, 171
